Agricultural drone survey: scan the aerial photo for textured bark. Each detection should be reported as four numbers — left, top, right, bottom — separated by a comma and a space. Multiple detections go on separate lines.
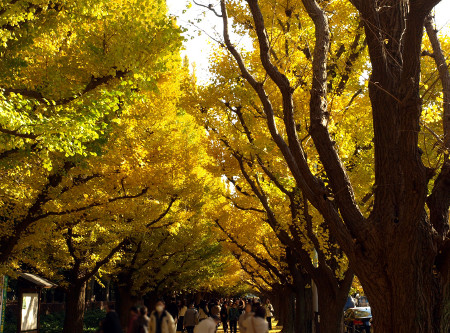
294, 284, 313, 333
63, 282, 86, 333
350, 3, 447, 332
317, 294, 344, 333
117, 283, 134, 328
273, 284, 296, 333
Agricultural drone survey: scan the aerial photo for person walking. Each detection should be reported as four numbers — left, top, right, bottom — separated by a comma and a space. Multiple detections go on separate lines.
149, 301, 176, 333
193, 314, 220, 333
237, 300, 244, 316
167, 298, 179, 326
128, 307, 140, 333
220, 302, 229, 333
228, 303, 239, 333
198, 301, 209, 322
133, 306, 150, 333
263, 299, 274, 330
100, 304, 122, 333
238, 303, 253, 333
183, 303, 199, 333
242, 306, 268, 333
177, 300, 188, 332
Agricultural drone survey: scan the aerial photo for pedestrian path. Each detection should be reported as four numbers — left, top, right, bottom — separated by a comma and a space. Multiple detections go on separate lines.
215, 321, 282, 333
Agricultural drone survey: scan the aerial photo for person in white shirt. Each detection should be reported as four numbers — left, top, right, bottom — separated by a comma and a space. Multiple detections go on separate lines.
264, 299, 274, 330
238, 303, 254, 333
193, 315, 220, 333
149, 301, 176, 333
242, 306, 268, 333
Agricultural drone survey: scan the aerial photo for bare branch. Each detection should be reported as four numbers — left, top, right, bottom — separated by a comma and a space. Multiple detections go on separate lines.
193, 1, 222, 18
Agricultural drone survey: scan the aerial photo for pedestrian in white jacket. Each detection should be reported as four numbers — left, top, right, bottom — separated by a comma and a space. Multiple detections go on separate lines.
193, 315, 220, 333
242, 306, 268, 333
238, 303, 254, 333
149, 301, 176, 333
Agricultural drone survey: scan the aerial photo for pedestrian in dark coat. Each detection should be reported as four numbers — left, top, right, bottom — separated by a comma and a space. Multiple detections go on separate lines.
167, 298, 179, 325
220, 303, 229, 333
100, 304, 123, 333
228, 303, 240, 333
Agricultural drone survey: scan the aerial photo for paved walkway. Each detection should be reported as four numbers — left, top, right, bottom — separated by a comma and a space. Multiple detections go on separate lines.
215, 321, 282, 333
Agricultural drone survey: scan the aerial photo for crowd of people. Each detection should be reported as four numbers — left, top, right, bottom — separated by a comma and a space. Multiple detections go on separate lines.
97, 297, 275, 333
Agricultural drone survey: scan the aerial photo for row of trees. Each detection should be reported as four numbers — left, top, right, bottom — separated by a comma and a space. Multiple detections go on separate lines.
187, 0, 449, 332
1, 0, 449, 332
0, 1, 247, 332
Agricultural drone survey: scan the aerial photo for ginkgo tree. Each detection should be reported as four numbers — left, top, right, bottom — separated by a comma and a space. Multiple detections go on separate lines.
184, 5, 367, 330
14, 60, 226, 333
113, 218, 236, 326
192, 0, 450, 332
0, 0, 181, 263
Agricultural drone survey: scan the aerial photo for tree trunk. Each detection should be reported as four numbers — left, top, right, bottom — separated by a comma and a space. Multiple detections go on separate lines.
316, 290, 345, 333
354, 221, 440, 333
350, 3, 448, 332
276, 285, 295, 333
441, 275, 450, 333
270, 288, 280, 323
351, 41, 444, 331
294, 285, 312, 333
117, 283, 134, 328
63, 281, 86, 333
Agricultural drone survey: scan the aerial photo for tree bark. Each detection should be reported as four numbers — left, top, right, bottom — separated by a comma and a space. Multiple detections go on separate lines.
350, 6, 444, 330
277, 285, 296, 333
317, 303, 343, 333
117, 282, 135, 328
294, 284, 312, 333
63, 281, 86, 333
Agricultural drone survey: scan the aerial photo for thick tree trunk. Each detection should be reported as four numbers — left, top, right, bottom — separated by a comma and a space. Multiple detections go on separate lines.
278, 291, 289, 330
63, 281, 86, 333
117, 283, 134, 328
441, 274, 450, 333
352, 35, 444, 330
354, 218, 441, 333
359, 264, 439, 332
270, 288, 280, 323
277, 285, 296, 333
352, 3, 448, 332
316, 290, 345, 333
294, 285, 312, 333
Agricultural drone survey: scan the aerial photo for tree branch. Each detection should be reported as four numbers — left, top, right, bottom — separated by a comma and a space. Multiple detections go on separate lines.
83, 237, 130, 283
193, 1, 222, 18
425, 15, 450, 240
34, 187, 149, 221
0, 125, 38, 139
2, 69, 129, 106
215, 218, 288, 284
425, 15, 450, 152
146, 195, 177, 228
